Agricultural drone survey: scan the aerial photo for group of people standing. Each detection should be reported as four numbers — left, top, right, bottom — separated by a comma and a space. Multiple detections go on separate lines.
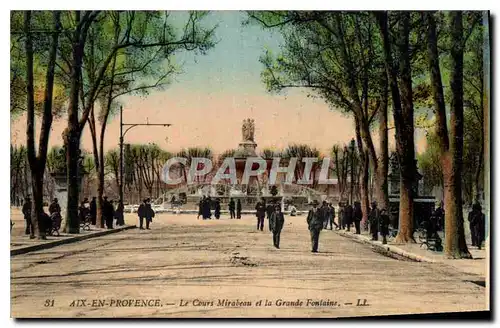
78, 196, 125, 229
254, 198, 285, 248
137, 198, 155, 230
197, 197, 242, 220
21, 197, 61, 237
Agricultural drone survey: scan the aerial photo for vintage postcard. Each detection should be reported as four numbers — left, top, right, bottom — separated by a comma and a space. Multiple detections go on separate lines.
9, 9, 490, 318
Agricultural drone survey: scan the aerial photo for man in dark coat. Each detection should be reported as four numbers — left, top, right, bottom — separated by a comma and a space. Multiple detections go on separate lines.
90, 197, 97, 225
469, 203, 485, 249
353, 201, 363, 234
368, 201, 380, 241
255, 198, 266, 231
103, 198, 115, 229
203, 196, 212, 220
328, 203, 338, 230
379, 208, 390, 244
270, 204, 285, 248
228, 198, 235, 219
22, 197, 33, 236
343, 202, 353, 232
236, 199, 242, 219
307, 200, 323, 253
433, 201, 445, 231
138, 199, 147, 229
115, 199, 125, 226
266, 202, 275, 231
320, 201, 330, 230
145, 198, 154, 229
338, 202, 344, 230
214, 199, 221, 219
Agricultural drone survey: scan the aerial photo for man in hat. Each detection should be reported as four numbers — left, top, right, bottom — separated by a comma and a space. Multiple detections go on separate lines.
255, 198, 266, 231
236, 199, 242, 219
102, 197, 114, 229
338, 202, 344, 230
369, 201, 380, 241
343, 201, 353, 232
468, 202, 485, 249
379, 208, 390, 244
90, 197, 97, 225
320, 201, 330, 230
433, 201, 445, 231
353, 201, 363, 234
228, 198, 235, 219
307, 200, 323, 253
214, 198, 221, 219
145, 198, 154, 229
266, 201, 275, 231
138, 199, 147, 229
270, 204, 285, 248
22, 197, 33, 236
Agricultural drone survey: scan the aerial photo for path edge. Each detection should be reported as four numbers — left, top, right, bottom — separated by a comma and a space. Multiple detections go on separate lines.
11, 225, 136, 256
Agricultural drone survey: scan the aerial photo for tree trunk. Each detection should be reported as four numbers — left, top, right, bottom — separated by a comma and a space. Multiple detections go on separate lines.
375, 72, 390, 212
447, 11, 471, 258
376, 11, 415, 243
64, 12, 85, 234
355, 117, 369, 224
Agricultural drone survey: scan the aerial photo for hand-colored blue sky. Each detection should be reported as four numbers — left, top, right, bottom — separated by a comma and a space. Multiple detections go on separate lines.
11, 11, 426, 155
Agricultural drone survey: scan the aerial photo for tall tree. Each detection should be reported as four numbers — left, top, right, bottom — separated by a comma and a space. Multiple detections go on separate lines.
62, 11, 216, 233
249, 11, 388, 221
22, 11, 62, 239
375, 11, 416, 243
447, 11, 471, 258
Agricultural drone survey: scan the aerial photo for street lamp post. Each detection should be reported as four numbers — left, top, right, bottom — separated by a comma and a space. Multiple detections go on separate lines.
349, 138, 356, 205
119, 106, 171, 204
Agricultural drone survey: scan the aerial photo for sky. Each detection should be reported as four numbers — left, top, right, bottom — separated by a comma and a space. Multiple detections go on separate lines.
10, 11, 426, 156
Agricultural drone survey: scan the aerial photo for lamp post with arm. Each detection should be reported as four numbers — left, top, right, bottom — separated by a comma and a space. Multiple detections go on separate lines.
119, 106, 171, 205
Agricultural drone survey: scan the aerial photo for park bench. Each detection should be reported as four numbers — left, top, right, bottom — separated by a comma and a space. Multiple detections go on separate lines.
416, 224, 443, 252
80, 213, 92, 231
49, 213, 62, 236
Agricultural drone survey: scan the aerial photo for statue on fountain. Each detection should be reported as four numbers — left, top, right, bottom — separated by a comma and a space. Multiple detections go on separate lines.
242, 118, 255, 142
235, 118, 258, 158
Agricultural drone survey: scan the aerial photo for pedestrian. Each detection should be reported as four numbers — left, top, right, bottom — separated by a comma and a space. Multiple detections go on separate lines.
145, 198, 155, 229
368, 201, 380, 241
236, 199, 242, 219
328, 203, 338, 230
433, 201, 445, 231
266, 201, 275, 231
343, 202, 353, 232
338, 202, 344, 230
320, 201, 330, 230
198, 196, 204, 220
469, 202, 485, 249
379, 208, 390, 244
228, 198, 235, 219
307, 200, 323, 253
22, 197, 33, 236
270, 204, 285, 249
78, 200, 90, 225
90, 197, 97, 225
203, 196, 212, 220
103, 198, 114, 229
353, 201, 362, 234
138, 199, 147, 229
214, 198, 221, 219
115, 199, 125, 226
255, 198, 266, 231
